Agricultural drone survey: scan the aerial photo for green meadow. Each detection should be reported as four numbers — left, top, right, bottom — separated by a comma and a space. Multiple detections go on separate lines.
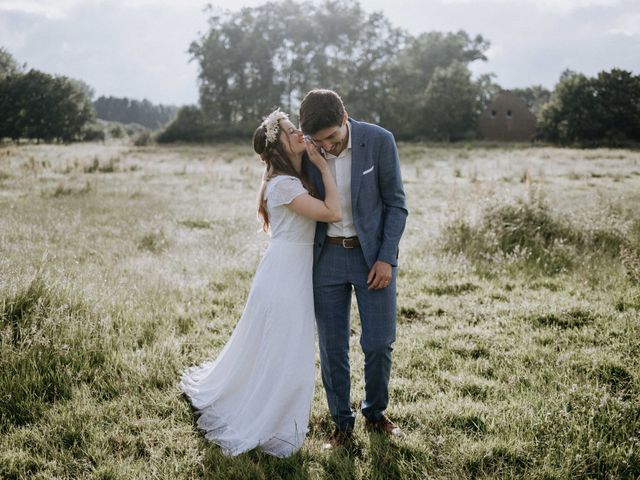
1, 141, 639, 479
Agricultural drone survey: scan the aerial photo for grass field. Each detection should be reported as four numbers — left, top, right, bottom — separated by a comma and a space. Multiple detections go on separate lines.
1, 141, 639, 479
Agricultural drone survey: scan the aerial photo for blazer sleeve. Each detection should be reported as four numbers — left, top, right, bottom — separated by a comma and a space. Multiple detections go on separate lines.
376, 131, 408, 266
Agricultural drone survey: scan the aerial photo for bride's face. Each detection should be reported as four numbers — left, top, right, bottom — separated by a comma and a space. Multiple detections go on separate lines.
279, 119, 306, 155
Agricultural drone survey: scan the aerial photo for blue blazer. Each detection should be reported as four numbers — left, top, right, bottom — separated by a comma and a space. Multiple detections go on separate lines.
303, 118, 408, 268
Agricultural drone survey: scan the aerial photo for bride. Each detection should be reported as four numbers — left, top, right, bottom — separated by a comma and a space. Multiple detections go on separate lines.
179, 109, 341, 457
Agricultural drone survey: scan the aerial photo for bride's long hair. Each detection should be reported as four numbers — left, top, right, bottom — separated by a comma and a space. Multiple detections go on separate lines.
253, 122, 314, 232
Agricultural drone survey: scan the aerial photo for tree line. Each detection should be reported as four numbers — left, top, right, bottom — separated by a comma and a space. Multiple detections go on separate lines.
0, 48, 178, 143
158, 0, 640, 145
93, 96, 178, 130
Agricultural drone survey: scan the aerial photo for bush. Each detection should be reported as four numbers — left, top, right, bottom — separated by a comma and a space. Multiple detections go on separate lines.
125, 123, 146, 137
442, 194, 577, 274
138, 229, 168, 253
82, 125, 105, 142
441, 192, 640, 275
133, 130, 152, 147
156, 106, 252, 143
156, 106, 207, 143
109, 124, 125, 139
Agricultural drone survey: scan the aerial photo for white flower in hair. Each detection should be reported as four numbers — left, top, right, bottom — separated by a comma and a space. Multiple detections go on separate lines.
262, 108, 289, 148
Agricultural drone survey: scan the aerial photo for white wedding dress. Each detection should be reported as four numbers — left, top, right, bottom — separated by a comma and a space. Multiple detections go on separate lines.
179, 175, 316, 457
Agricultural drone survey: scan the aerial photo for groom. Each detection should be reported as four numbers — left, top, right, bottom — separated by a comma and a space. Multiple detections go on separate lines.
300, 89, 408, 449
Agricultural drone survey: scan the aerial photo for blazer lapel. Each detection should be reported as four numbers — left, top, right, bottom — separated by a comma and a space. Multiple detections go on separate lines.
350, 119, 366, 210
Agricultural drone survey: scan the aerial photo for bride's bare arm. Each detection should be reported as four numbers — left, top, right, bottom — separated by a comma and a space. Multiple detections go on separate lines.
287, 143, 342, 222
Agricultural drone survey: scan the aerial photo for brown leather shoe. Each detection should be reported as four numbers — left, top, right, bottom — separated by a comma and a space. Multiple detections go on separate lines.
322, 427, 354, 450
365, 415, 402, 437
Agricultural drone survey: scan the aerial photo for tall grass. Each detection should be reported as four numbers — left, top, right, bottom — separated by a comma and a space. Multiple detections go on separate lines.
1, 142, 639, 478
441, 190, 640, 276
0, 276, 121, 430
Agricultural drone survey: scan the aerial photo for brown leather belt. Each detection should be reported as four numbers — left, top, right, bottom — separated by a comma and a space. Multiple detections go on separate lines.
325, 236, 360, 248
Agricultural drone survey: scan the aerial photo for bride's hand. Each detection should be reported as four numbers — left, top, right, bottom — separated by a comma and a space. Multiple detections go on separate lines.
304, 140, 328, 170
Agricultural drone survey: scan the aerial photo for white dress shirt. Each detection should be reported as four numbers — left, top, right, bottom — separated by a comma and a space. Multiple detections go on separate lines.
325, 121, 357, 238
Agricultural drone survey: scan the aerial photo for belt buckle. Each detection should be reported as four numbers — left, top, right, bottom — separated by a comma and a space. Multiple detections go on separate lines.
342, 238, 354, 249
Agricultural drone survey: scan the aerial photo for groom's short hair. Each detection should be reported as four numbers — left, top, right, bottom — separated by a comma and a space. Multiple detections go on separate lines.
299, 89, 345, 134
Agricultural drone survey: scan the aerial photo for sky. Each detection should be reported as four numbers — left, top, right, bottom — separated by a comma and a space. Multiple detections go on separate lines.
0, 0, 638, 106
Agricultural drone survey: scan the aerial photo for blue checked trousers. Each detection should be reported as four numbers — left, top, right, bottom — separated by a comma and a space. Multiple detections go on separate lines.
313, 243, 397, 430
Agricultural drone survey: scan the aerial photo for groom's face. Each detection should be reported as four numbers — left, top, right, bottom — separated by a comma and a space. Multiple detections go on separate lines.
307, 112, 349, 157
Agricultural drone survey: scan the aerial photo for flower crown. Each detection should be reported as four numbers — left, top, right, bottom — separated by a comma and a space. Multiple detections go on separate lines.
261, 108, 289, 148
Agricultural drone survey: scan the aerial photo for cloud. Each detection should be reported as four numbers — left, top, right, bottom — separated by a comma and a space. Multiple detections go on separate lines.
437, 0, 624, 14
1, 0, 638, 104
370, 0, 639, 89
0, 1, 210, 104
0, 0, 100, 19
607, 12, 640, 36
0, 0, 262, 18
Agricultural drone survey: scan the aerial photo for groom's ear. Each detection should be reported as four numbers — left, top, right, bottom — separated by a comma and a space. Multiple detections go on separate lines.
339, 111, 349, 127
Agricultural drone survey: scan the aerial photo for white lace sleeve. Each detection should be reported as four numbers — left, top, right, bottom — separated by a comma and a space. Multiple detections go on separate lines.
266, 176, 308, 207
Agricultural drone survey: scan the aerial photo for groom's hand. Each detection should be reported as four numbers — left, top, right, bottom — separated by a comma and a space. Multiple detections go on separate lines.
367, 261, 392, 290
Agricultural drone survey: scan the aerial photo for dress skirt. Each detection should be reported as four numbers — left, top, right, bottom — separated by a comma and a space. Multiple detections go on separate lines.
179, 239, 315, 457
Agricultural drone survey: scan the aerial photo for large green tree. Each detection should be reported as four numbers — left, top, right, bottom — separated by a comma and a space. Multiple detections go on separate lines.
511, 85, 551, 115
422, 61, 482, 141
378, 30, 490, 138
0, 47, 21, 78
540, 68, 640, 145
164, 0, 491, 141
591, 69, 640, 142
0, 70, 94, 142
188, 0, 403, 135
